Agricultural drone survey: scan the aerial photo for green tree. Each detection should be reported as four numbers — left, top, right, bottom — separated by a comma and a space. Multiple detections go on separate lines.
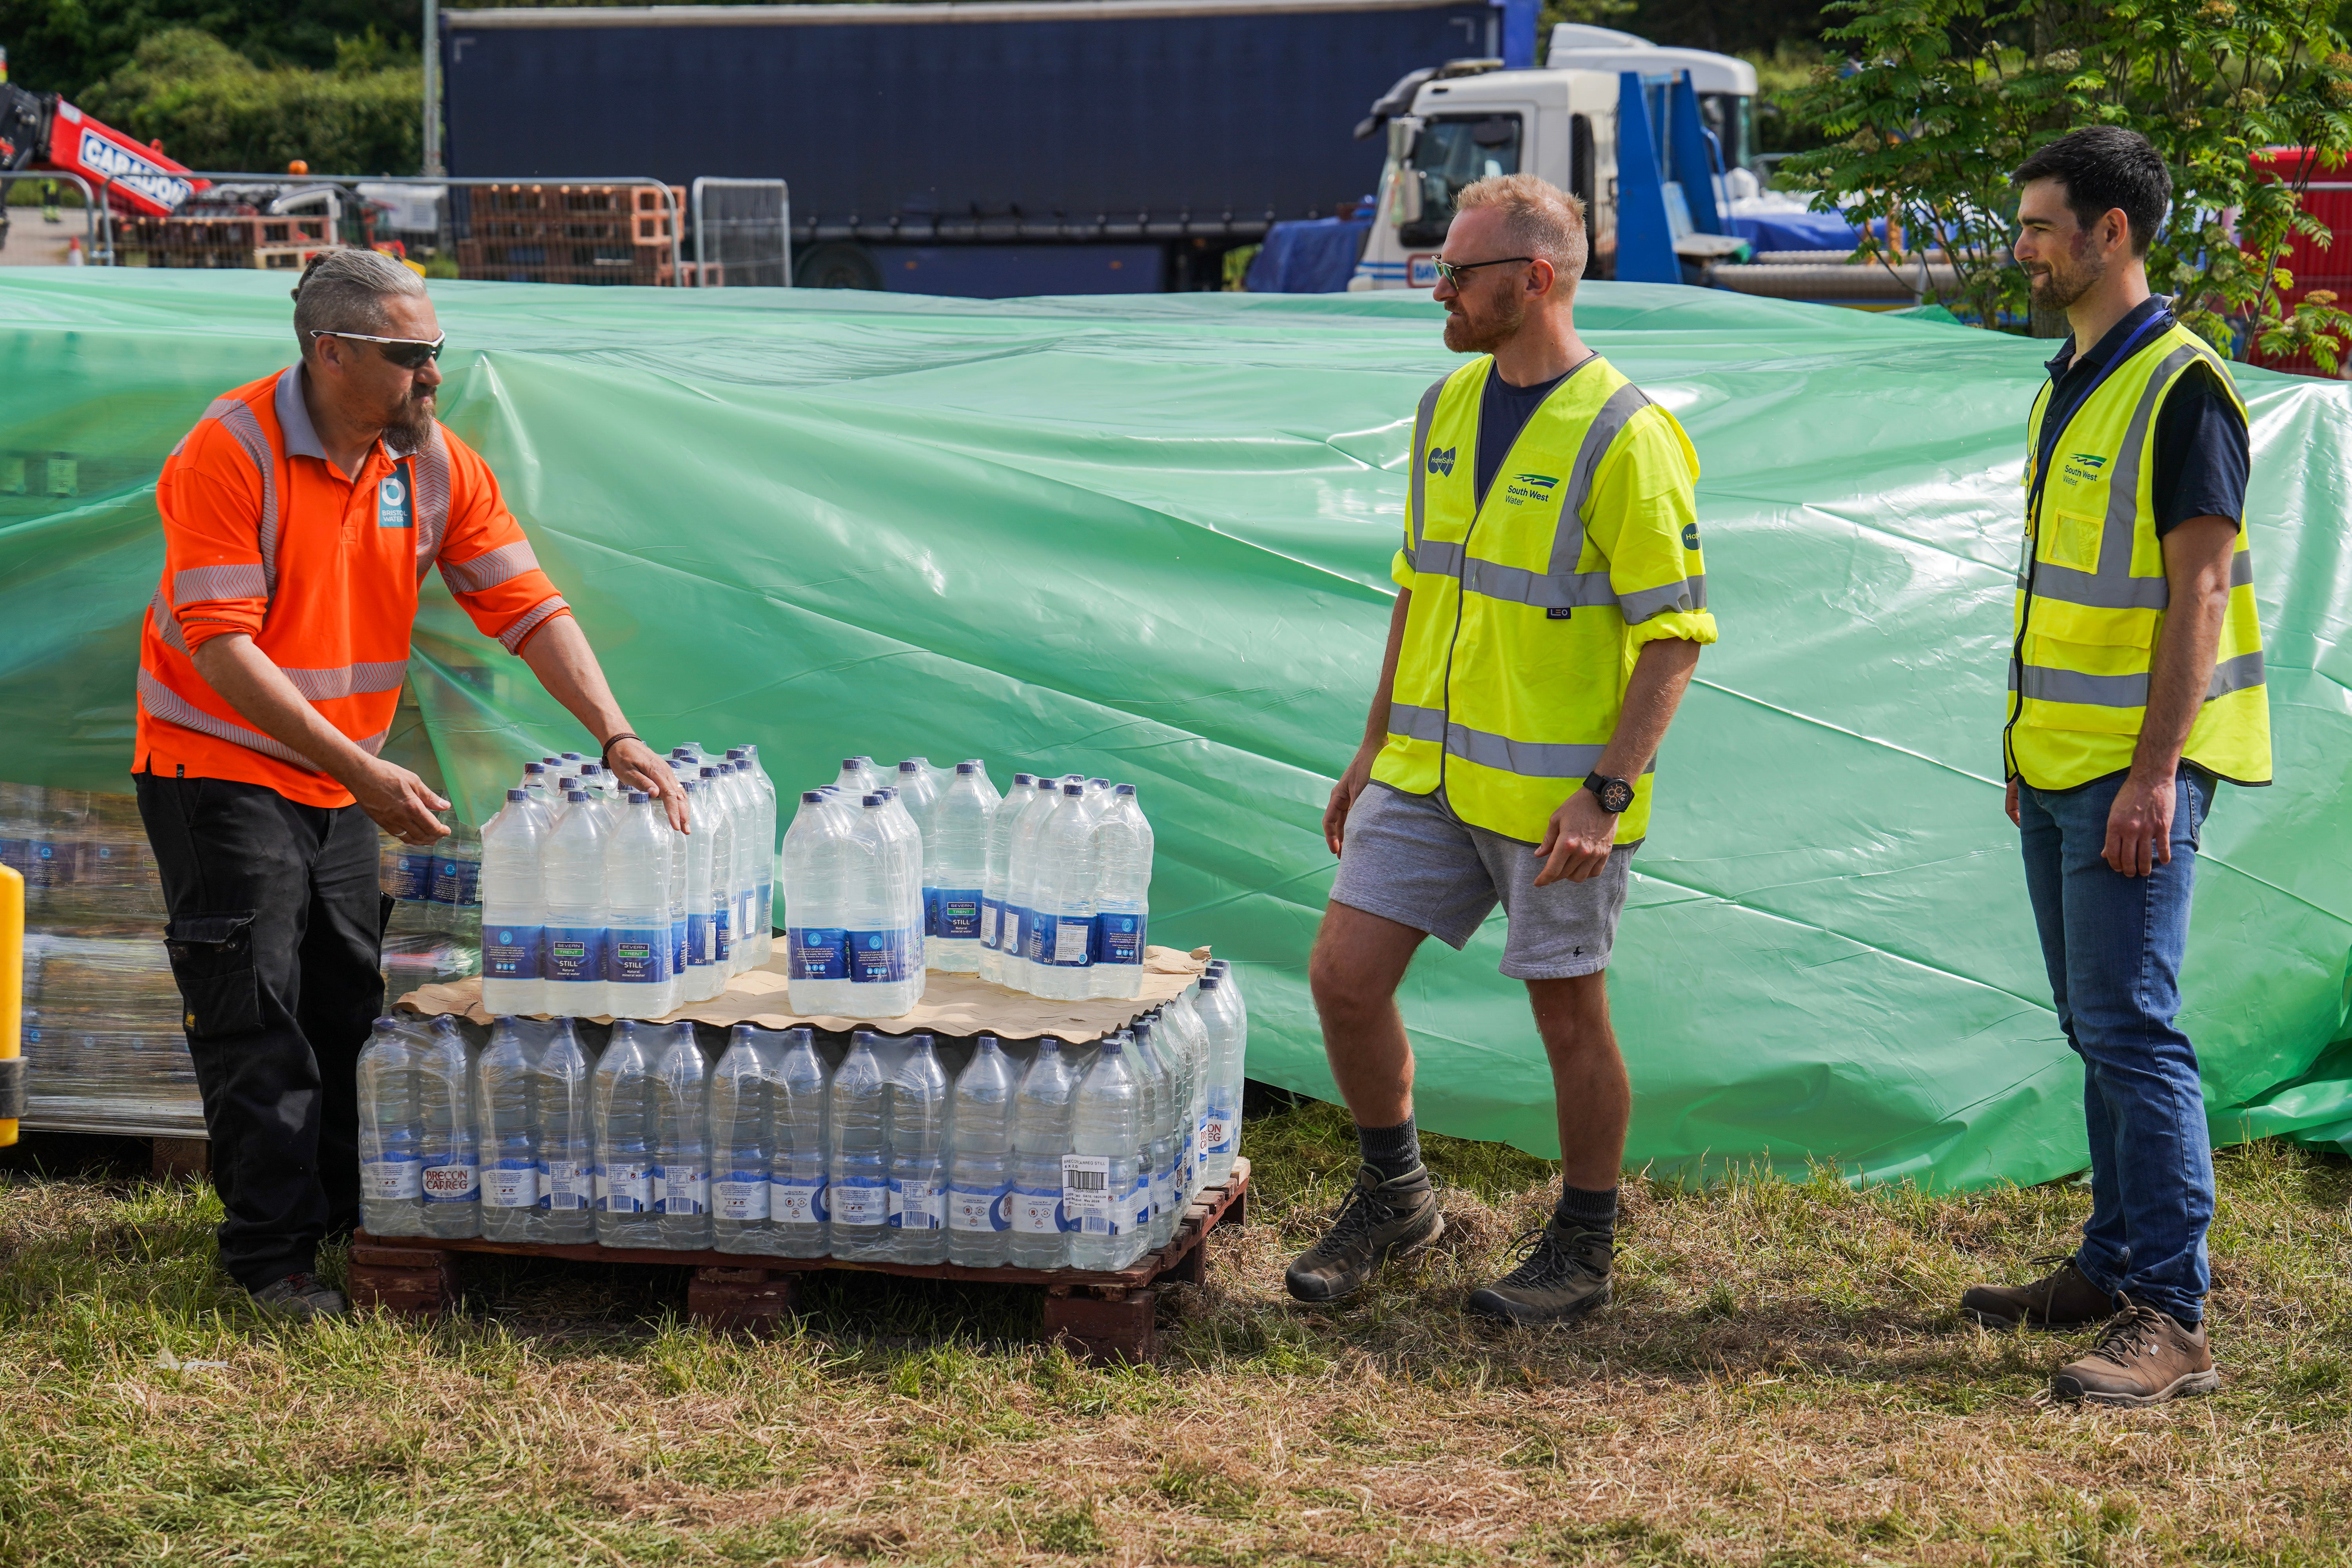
0, 0, 419, 98
77, 28, 420, 175
1788, 0, 2352, 368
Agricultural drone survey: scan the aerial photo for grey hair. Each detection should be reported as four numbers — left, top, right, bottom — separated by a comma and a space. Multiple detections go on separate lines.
291, 248, 428, 360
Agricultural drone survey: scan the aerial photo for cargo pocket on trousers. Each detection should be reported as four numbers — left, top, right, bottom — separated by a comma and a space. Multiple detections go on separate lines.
163, 911, 262, 1041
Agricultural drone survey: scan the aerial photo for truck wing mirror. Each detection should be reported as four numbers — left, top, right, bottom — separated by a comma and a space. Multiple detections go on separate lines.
1387, 115, 1423, 164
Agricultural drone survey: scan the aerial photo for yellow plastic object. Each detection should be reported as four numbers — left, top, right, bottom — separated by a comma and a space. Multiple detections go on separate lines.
0, 862, 20, 1147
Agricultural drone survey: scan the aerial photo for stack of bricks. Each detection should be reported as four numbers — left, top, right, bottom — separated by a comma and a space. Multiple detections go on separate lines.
114, 213, 339, 272
452, 184, 684, 286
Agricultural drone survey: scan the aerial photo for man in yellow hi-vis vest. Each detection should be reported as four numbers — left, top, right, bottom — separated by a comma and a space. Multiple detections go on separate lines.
1958, 128, 2268, 1407
1285, 175, 1716, 1323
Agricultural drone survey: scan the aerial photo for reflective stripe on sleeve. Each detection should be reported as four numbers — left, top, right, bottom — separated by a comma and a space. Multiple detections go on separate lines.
148, 590, 189, 655
1617, 574, 1707, 623
498, 595, 569, 653
172, 563, 270, 608
440, 539, 542, 595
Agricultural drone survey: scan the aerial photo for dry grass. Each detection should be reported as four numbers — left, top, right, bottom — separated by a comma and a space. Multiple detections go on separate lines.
6, 1102, 2352, 1566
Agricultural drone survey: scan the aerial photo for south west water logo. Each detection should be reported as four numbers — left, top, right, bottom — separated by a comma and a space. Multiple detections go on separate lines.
1501, 471, 1559, 507
1426, 445, 1456, 477
2062, 450, 2109, 485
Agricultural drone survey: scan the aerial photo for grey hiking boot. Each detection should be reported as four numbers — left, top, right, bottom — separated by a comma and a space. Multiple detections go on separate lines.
249, 1272, 348, 1320
1284, 1163, 1443, 1303
1465, 1221, 1612, 1325
2050, 1298, 2221, 1407
1960, 1254, 2118, 1331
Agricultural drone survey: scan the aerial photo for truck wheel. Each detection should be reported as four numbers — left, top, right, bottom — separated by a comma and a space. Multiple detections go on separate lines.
796, 243, 882, 290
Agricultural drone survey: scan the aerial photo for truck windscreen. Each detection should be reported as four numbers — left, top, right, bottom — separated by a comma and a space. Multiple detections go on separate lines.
1401, 114, 1523, 247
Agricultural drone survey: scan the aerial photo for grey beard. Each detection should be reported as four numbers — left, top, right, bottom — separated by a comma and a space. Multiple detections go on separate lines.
384, 394, 437, 451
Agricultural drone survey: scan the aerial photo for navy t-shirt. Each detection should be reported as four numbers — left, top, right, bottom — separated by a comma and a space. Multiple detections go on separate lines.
1474, 357, 1595, 504
2041, 297, 2249, 536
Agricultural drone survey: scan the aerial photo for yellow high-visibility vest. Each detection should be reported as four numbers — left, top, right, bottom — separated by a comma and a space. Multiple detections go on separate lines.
1370, 354, 1714, 844
2008, 317, 2271, 789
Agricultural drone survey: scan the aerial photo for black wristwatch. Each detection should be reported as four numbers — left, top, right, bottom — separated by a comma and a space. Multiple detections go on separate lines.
1583, 772, 1634, 815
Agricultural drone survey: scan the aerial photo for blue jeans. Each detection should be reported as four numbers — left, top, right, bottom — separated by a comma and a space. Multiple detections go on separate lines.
2017, 768, 2217, 1325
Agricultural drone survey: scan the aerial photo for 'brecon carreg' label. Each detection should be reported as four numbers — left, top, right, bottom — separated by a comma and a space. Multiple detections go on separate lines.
670, 916, 689, 981
421, 1157, 479, 1204
849, 928, 913, 984
789, 926, 846, 980
710, 902, 733, 965
544, 926, 604, 984
483, 926, 542, 982
936, 889, 983, 940
689, 910, 713, 970
607, 926, 671, 986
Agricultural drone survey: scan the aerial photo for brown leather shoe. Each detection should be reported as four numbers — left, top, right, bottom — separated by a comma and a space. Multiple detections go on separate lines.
2051, 1299, 2221, 1407
1959, 1254, 2117, 1330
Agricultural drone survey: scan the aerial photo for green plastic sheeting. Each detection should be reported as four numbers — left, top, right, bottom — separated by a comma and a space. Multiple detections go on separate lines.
4, 270, 2348, 1189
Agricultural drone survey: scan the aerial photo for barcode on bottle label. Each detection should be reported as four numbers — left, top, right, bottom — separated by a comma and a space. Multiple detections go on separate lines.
597, 1162, 651, 1212
889, 1179, 946, 1229
421, 1161, 479, 1203
484, 1164, 537, 1208
770, 1179, 828, 1225
363, 1159, 421, 1201
653, 1171, 707, 1215
832, 1179, 887, 1227
713, 1178, 769, 1221
544, 1160, 591, 1210
1062, 1155, 1116, 1233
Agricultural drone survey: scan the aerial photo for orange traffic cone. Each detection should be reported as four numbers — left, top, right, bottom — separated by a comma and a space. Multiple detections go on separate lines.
65, 236, 85, 266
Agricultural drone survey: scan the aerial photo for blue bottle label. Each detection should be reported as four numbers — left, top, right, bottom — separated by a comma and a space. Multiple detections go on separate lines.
386, 849, 434, 901
1051, 916, 1094, 967
482, 925, 541, 981
848, 928, 913, 984
922, 886, 941, 938
688, 911, 713, 967
711, 903, 733, 965
980, 897, 1005, 951
544, 926, 604, 983
671, 916, 689, 979
1021, 908, 1050, 964
936, 889, 983, 941
607, 926, 671, 985
1092, 912, 1145, 965
789, 926, 847, 980
428, 855, 480, 908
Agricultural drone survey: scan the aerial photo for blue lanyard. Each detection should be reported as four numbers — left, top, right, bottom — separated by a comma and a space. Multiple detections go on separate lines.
2026, 304, 2172, 528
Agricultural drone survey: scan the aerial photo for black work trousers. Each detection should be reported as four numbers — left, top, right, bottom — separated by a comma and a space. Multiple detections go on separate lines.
135, 772, 389, 1290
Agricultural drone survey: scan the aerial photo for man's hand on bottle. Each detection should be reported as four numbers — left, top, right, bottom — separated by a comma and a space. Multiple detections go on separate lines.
353, 759, 451, 846
606, 737, 691, 832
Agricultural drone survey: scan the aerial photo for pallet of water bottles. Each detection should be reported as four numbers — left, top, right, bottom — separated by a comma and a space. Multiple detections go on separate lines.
357, 948, 1251, 1361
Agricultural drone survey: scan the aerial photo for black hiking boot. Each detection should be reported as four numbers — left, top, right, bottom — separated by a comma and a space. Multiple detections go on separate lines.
1283, 1163, 1443, 1303
1464, 1220, 1613, 1326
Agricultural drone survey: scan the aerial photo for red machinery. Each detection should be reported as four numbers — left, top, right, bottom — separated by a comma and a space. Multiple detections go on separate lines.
1, 81, 205, 216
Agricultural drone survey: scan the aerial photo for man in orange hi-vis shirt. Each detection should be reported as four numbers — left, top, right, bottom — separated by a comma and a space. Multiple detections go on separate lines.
134, 250, 686, 1319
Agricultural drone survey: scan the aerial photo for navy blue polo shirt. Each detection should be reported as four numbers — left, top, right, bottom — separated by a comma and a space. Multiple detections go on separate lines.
2042, 296, 2249, 536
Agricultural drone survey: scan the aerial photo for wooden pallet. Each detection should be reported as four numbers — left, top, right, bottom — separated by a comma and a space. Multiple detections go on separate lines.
351, 1157, 1249, 1364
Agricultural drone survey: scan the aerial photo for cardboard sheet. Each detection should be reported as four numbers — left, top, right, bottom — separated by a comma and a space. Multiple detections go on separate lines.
397, 944, 1211, 1041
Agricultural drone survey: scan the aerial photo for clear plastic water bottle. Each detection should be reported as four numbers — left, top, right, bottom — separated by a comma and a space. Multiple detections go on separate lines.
679, 780, 724, 1003
827, 1029, 893, 1260
1128, 1020, 1178, 1250
767, 1025, 831, 1257
427, 829, 481, 939
356, 1016, 422, 1235
733, 745, 780, 965
1031, 784, 1100, 1002
535, 1018, 596, 1242
887, 1033, 951, 1264
476, 1015, 539, 1241
848, 795, 922, 1016
1067, 1034, 1145, 1271
1197, 967, 1248, 1185
592, 1018, 661, 1246
1009, 1037, 1080, 1269
652, 1021, 711, 1249
380, 832, 436, 907
875, 787, 926, 976
481, 789, 552, 1017
664, 791, 691, 999
1090, 784, 1152, 999
832, 755, 879, 797
1164, 990, 1213, 1202
947, 1034, 1017, 1267
1002, 776, 1063, 996
719, 762, 762, 976
710, 1024, 771, 1254
544, 789, 613, 1018
783, 789, 854, 1013
416, 1015, 480, 1239
927, 763, 996, 974
979, 772, 1035, 987
1148, 1006, 1195, 1209
895, 759, 940, 837
606, 791, 679, 1019
697, 768, 739, 985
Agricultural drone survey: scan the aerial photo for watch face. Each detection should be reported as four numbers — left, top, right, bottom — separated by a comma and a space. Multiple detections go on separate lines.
1600, 778, 1635, 814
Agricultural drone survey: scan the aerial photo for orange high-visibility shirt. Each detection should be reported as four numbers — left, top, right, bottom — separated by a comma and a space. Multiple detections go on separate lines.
136, 365, 573, 807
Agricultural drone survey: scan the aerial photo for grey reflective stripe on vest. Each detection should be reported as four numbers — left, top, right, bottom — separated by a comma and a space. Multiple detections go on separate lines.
498, 594, 570, 653
277, 660, 410, 701
199, 397, 282, 598
1386, 702, 1653, 780
2016, 546, 2250, 596
2028, 343, 2206, 612
441, 539, 541, 595
412, 430, 454, 581
172, 563, 269, 608
1459, 557, 1616, 610
1619, 573, 1706, 623
148, 591, 189, 655
1405, 377, 1446, 569
138, 668, 388, 768
2013, 648, 2266, 708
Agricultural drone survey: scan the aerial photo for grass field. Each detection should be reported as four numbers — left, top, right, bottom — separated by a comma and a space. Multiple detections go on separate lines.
7, 1102, 2352, 1566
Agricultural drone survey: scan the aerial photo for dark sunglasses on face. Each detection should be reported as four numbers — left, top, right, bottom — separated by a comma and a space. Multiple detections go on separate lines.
309, 328, 446, 370
1431, 255, 1535, 285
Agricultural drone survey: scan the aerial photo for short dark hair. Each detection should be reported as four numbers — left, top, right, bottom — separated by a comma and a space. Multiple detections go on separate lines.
2012, 127, 2172, 256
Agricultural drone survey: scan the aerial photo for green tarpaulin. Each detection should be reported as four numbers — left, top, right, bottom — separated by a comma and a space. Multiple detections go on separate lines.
5, 270, 2348, 1187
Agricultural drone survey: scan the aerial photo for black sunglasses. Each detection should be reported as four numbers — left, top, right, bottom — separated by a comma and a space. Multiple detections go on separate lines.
1432, 255, 1535, 285
310, 329, 446, 370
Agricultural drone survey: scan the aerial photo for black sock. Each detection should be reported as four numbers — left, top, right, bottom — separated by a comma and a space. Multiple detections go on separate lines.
1356, 1116, 1423, 1184
1554, 1182, 1618, 1237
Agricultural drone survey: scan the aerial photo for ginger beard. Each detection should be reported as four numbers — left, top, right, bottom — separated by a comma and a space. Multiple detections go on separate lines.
1443, 278, 1528, 355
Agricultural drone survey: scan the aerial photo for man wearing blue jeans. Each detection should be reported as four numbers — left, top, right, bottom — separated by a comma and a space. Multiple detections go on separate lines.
1960, 128, 2271, 1406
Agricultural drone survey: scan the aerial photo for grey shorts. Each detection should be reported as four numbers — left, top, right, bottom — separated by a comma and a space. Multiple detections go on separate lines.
1329, 782, 1636, 980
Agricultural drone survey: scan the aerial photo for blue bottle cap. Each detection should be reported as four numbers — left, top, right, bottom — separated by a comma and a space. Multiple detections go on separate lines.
581, 762, 602, 775
1063, 783, 1083, 796
899, 760, 922, 773
701, 766, 719, 779
863, 793, 886, 808
561, 751, 584, 761
567, 790, 589, 802
728, 746, 748, 760
840, 757, 864, 770
1090, 777, 1111, 789
507, 789, 526, 801
524, 762, 544, 774
802, 790, 824, 804
629, 791, 650, 804
1013, 772, 1035, 785
1114, 783, 1136, 796
956, 761, 979, 774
